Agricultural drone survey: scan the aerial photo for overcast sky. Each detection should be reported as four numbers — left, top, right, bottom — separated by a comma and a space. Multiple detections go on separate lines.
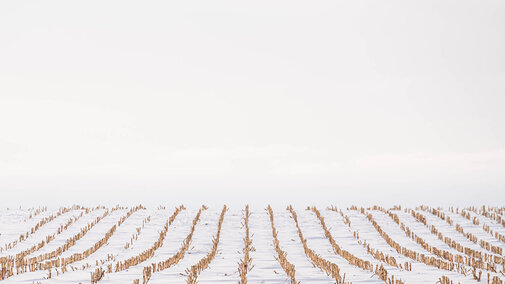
1, 0, 504, 207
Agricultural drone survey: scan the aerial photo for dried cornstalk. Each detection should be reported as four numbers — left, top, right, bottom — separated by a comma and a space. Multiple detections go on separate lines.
408, 209, 503, 265
0, 206, 81, 254
266, 205, 297, 284
238, 205, 254, 284
110, 205, 185, 276
378, 207, 502, 272
343, 207, 456, 272
186, 205, 227, 284
311, 206, 404, 283
2, 207, 115, 280
134, 206, 207, 284
287, 206, 345, 283
333, 207, 403, 269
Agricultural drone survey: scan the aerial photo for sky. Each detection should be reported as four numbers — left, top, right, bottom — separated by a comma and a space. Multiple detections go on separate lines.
1, 0, 504, 207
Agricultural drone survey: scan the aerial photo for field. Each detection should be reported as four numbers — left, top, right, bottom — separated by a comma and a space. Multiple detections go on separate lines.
1, 205, 505, 283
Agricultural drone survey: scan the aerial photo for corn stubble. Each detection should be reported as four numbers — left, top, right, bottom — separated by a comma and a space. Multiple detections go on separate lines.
238, 205, 254, 283
2, 205, 505, 283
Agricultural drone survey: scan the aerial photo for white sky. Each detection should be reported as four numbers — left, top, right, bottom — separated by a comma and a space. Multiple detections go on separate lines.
1, 0, 504, 207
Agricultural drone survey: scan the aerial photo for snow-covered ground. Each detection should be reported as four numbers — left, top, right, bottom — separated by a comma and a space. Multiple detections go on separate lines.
1, 206, 504, 283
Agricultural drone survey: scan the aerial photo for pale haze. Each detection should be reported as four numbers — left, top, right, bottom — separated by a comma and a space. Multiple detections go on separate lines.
1, 0, 504, 207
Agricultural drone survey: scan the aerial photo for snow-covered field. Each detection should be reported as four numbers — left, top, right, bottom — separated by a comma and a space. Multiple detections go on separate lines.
1, 205, 504, 283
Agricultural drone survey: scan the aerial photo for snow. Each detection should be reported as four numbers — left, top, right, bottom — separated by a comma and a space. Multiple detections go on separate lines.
1, 206, 504, 283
